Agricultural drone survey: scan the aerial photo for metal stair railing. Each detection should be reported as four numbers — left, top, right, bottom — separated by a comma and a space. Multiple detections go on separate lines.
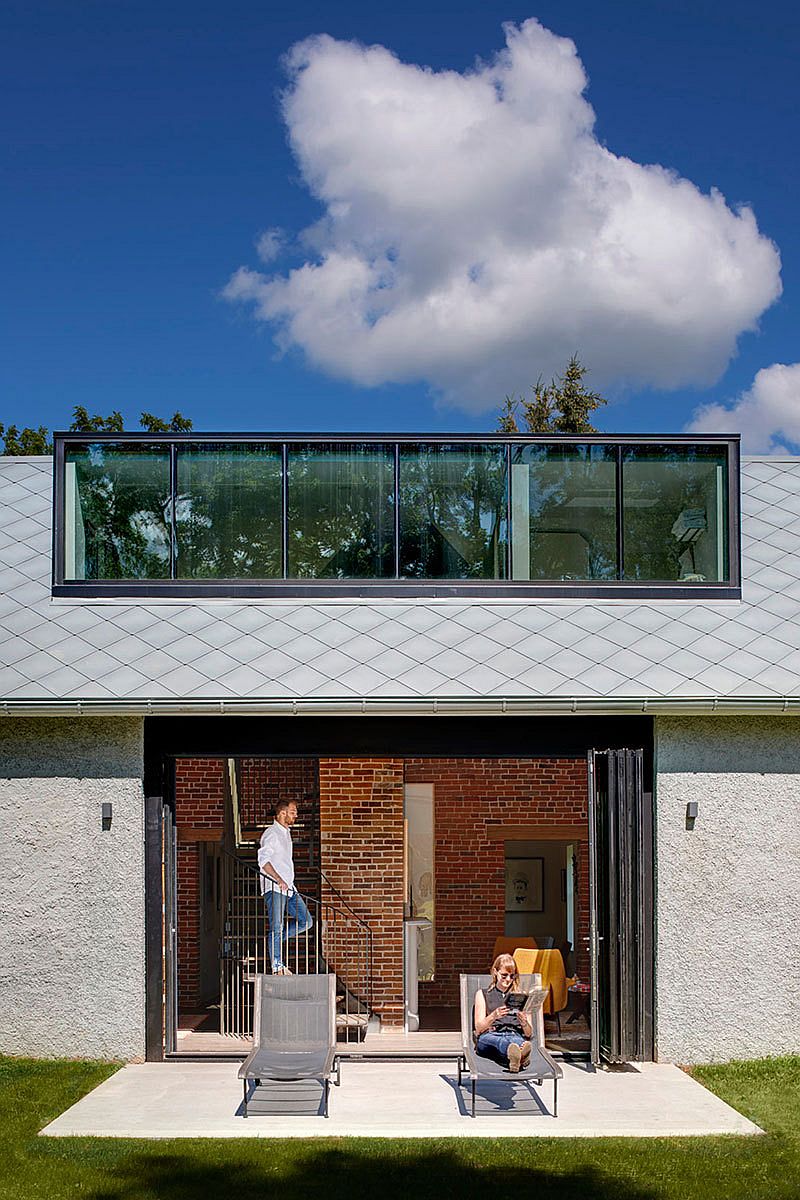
219, 849, 372, 1042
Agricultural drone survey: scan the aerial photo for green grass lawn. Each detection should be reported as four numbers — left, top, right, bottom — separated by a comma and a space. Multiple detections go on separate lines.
1, 1055, 798, 1200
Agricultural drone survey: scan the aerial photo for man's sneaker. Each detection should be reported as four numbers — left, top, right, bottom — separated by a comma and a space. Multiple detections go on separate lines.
508, 1043, 522, 1073
273, 965, 293, 976
520, 1041, 532, 1069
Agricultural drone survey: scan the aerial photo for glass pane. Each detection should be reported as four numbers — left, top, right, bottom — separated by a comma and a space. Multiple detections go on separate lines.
405, 783, 435, 981
176, 444, 282, 579
287, 444, 395, 578
64, 443, 170, 580
623, 447, 728, 582
510, 445, 617, 580
399, 444, 507, 579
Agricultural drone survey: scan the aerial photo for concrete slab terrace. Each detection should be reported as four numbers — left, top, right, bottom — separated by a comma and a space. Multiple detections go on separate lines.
40, 1060, 762, 1139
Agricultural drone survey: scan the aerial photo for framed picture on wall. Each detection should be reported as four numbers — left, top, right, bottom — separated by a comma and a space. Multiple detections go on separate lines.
505, 857, 544, 913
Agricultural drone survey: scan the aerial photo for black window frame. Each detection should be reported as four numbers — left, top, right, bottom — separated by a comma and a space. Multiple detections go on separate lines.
52, 431, 741, 600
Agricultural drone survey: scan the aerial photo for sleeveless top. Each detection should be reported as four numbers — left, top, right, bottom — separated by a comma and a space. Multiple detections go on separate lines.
482, 985, 525, 1035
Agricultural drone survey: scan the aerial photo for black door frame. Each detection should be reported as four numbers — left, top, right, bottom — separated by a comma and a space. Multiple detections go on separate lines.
588, 748, 655, 1065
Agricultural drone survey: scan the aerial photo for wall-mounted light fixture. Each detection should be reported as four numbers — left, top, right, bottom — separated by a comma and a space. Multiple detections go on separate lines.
102, 802, 112, 831
685, 800, 698, 829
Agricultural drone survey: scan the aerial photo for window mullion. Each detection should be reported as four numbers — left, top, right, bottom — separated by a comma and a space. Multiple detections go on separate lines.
616, 445, 624, 581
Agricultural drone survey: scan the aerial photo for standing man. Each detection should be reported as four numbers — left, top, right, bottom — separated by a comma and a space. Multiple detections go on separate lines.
258, 798, 313, 975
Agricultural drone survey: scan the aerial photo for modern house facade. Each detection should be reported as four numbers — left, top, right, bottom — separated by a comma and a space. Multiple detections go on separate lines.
1, 433, 799, 1066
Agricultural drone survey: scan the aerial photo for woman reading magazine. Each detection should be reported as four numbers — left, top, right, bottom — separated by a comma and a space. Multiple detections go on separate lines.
473, 952, 532, 1072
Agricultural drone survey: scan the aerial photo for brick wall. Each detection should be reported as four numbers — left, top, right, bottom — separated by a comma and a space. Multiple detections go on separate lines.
318, 758, 406, 1026
175, 758, 227, 830
238, 757, 316, 826
236, 758, 320, 895
175, 758, 226, 1010
404, 757, 588, 1006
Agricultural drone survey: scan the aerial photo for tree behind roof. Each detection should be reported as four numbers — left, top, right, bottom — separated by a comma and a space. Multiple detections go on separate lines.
1, 408, 193, 454
498, 355, 607, 434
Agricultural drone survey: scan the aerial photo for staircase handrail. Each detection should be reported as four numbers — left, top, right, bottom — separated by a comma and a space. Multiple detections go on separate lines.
219, 846, 314, 906
220, 848, 371, 933
317, 867, 371, 931
219, 846, 373, 1035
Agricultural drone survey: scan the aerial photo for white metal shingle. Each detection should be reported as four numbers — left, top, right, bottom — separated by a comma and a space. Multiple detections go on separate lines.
4, 454, 800, 703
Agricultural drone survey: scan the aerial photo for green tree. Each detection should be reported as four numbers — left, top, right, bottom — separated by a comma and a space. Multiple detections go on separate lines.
68, 407, 125, 434
69, 407, 193, 434
139, 411, 193, 434
2, 408, 193, 453
0, 424, 52, 455
498, 355, 607, 434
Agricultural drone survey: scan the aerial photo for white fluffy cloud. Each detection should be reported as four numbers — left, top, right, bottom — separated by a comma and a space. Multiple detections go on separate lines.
686, 363, 800, 454
255, 228, 285, 264
224, 19, 782, 412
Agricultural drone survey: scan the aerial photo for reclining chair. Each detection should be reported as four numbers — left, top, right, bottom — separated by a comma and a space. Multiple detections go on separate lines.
239, 973, 340, 1118
458, 972, 562, 1117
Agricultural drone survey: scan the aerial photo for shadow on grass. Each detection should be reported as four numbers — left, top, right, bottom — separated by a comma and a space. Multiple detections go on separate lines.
87, 1147, 659, 1200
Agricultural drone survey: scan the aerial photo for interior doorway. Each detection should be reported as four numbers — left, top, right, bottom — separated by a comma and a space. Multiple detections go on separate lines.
170, 756, 320, 1054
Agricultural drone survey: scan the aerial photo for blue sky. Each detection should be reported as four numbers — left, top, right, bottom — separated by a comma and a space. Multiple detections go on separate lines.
3, 0, 799, 444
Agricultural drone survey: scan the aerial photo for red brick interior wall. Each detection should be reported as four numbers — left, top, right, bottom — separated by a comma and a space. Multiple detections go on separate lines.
318, 758, 406, 1026
175, 759, 226, 1010
404, 757, 589, 1006
175, 758, 227, 831
236, 758, 319, 895
176, 843, 201, 1009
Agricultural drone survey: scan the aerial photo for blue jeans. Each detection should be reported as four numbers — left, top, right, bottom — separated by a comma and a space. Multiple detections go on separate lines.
476, 1029, 526, 1066
264, 888, 313, 971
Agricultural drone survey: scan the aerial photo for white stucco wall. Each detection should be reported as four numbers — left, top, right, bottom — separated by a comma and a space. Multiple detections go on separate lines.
654, 716, 800, 1063
0, 716, 146, 1059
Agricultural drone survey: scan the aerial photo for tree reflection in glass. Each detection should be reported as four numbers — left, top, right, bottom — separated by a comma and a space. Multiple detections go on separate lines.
176, 444, 282, 578
287, 444, 395, 578
511, 445, 617, 580
623, 448, 728, 582
64, 443, 171, 580
399, 445, 508, 579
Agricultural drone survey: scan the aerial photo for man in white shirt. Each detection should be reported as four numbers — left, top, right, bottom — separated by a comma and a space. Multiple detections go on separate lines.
258, 798, 313, 974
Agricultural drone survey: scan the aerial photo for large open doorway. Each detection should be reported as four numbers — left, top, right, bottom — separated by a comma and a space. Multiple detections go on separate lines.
144, 716, 654, 1064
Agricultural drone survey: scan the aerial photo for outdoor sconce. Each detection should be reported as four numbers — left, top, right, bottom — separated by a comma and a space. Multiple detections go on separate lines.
102, 802, 112, 831
685, 801, 698, 829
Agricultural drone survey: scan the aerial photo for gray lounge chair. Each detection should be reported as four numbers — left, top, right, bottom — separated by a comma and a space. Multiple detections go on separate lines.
239, 973, 340, 1117
458, 972, 562, 1117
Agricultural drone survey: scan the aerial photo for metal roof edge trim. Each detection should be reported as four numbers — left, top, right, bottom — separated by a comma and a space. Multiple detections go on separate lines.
2, 696, 800, 718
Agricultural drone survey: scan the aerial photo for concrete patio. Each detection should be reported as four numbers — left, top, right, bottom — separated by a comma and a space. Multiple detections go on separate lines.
41, 1059, 762, 1139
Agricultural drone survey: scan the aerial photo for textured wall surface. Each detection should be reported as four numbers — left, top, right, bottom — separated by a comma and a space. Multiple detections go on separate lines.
655, 716, 800, 1063
0, 716, 146, 1059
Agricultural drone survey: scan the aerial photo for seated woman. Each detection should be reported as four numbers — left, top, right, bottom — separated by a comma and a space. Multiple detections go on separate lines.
474, 953, 532, 1072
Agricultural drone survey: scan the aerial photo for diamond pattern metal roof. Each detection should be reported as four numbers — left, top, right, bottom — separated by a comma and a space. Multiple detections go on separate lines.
3, 454, 800, 706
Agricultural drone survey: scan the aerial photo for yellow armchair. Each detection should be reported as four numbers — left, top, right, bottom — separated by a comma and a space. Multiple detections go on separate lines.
514, 948, 569, 1030
492, 935, 537, 960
